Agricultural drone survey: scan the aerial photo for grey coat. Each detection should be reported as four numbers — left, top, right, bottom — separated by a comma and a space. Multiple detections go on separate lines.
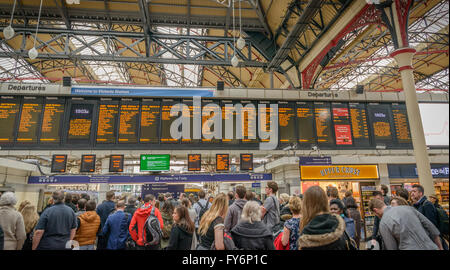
379, 206, 440, 250
224, 199, 246, 233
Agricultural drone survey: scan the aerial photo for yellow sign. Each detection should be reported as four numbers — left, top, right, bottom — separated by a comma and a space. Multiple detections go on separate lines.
300, 165, 379, 180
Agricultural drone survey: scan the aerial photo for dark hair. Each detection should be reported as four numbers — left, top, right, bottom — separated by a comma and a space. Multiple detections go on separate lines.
266, 181, 278, 193
181, 198, 191, 208
380, 185, 389, 195
86, 200, 97, 211
157, 194, 165, 202
162, 198, 174, 214
80, 193, 90, 201
235, 185, 246, 199
412, 184, 424, 195
373, 190, 383, 197
128, 197, 136, 205
345, 196, 358, 209
64, 193, 73, 203
330, 199, 347, 216
144, 194, 155, 203
327, 187, 339, 199
174, 205, 195, 234
396, 188, 410, 201
52, 190, 65, 203
198, 190, 206, 199
77, 198, 87, 210
245, 190, 254, 201
344, 190, 353, 198
116, 200, 126, 208
390, 196, 409, 206
106, 191, 115, 201
72, 193, 80, 205
227, 191, 235, 201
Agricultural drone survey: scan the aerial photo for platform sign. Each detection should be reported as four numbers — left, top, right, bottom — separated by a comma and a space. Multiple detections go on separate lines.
240, 154, 253, 171
51, 154, 67, 173
188, 154, 201, 171
299, 156, 332, 166
109, 155, 124, 172
216, 154, 230, 172
140, 154, 170, 171
80, 155, 96, 173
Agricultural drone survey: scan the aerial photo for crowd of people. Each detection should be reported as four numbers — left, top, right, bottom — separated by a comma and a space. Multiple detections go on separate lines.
0, 182, 448, 250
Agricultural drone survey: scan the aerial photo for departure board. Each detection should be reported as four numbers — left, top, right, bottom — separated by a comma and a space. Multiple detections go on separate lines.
188, 154, 201, 171
349, 103, 370, 147
109, 155, 124, 172
96, 103, 119, 144
216, 154, 229, 171
240, 153, 253, 171
67, 103, 94, 143
367, 103, 394, 145
297, 102, 315, 145
0, 99, 20, 143
118, 102, 139, 143
40, 101, 64, 144
278, 102, 296, 144
332, 103, 352, 145
314, 103, 334, 145
258, 102, 274, 143
161, 101, 178, 143
140, 101, 160, 143
241, 102, 257, 143
222, 101, 239, 144
202, 101, 221, 143
51, 154, 67, 173
80, 155, 96, 173
16, 101, 42, 143
391, 103, 412, 144
181, 100, 200, 144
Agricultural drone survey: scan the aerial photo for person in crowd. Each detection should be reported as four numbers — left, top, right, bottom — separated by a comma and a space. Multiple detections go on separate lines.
96, 191, 116, 250
166, 193, 179, 207
281, 196, 302, 250
429, 195, 443, 209
178, 193, 187, 203
194, 190, 211, 239
19, 201, 40, 250
390, 197, 409, 206
227, 191, 235, 206
32, 190, 77, 250
181, 198, 198, 249
342, 190, 353, 206
224, 185, 247, 233
231, 201, 275, 250
380, 185, 391, 205
279, 193, 290, 212
254, 193, 263, 206
197, 193, 228, 250
261, 181, 280, 232
157, 193, 165, 209
395, 187, 411, 204
136, 196, 143, 208
327, 186, 340, 202
330, 199, 356, 240
369, 198, 443, 250
161, 200, 174, 249
72, 193, 80, 211
0, 225, 4, 250
208, 195, 214, 204
124, 197, 137, 216
80, 193, 90, 201
129, 194, 164, 250
40, 197, 54, 215
344, 197, 362, 248
369, 191, 384, 247
279, 196, 293, 228
18, 200, 31, 213
64, 193, 77, 212
102, 200, 131, 250
188, 193, 195, 205
297, 186, 351, 250
74, 200, 100, 250
167, 205, 194, 250
244, 190, 254, 201
0, 192, 26, 250
76, 199, 87, 217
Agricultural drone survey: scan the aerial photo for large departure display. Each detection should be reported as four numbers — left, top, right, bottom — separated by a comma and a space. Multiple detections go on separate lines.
96, 102, 119, 144
67, 103, 94, 143
314, 103, 334, 145
0, 98, 20, 143
0, 95, 420, 150
216, 154, 230, 171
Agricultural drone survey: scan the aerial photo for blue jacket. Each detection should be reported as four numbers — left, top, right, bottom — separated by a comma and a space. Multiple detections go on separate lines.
101, 210, 131, 250
343, 216, 356, 240
413, 196, 439, 229
96, 200, 115, 229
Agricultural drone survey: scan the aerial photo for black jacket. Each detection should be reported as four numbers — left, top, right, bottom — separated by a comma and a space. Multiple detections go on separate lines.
231, 221, 275, 250
297, 214, 350, 250
65, 202, 77, 212
413, 196, 439, 229
167, 225, 193, 250
124, 204, 137, 216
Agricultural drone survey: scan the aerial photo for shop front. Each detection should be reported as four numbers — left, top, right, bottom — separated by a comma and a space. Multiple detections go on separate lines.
388, 164, 449, 214
300, 164, 379, 239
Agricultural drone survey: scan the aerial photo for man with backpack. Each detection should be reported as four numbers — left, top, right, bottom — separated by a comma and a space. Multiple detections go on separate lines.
224, 186, 247, 233
129, 194, 164, 250
102, 200, 131, 250
194, 190, 211, 239
96, 191, 116, 250
411, 184, 448, 250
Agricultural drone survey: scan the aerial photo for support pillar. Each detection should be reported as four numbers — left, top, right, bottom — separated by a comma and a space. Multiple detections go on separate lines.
98, 158, 110, 203
378, 163, 391, 195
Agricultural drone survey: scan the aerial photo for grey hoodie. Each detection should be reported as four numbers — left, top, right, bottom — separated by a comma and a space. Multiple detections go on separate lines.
224, 199, 247, 233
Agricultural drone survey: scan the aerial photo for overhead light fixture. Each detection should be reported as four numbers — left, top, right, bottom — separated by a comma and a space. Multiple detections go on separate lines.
3, 0, 17, 40
231, 55, 239, 67
28, 47, 38, 60
236, 36, 245, 50
66, 0, 80, 4
29, 0, 44, 60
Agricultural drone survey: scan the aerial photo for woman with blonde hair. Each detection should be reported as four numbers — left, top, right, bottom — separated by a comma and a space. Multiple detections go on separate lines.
20, 203, 40, 250
18, 200, 31, 213
281, 196, 302, 250
197, 193, 228, 250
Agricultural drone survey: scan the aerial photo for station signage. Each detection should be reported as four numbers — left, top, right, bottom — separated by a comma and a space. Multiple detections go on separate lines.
299, 156, 332, 166
71, 86, 214, 97
140, 154, 170, 172
300, 165, 379, 180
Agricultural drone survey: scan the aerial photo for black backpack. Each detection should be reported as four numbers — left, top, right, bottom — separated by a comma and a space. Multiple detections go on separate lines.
143, 207, 163, 247
436, 206, 449, 237
197, 201, 210, 223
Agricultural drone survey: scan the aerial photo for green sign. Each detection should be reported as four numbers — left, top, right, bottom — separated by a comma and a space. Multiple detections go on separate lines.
140, 154, 170, 171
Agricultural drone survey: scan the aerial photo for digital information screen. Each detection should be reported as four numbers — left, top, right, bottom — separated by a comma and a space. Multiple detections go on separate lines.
241, 102, 257, 143
181, 100, 200, 144
140, 154, 170, 171
297, 102, 315, 145
118, 102, 139, 143
368, 103, 394, 145
202, 101, 221, 143
109, 155, 124, 172
67, 103, 94, 143
216, 154, 230, 171
349, 103, 370, 147
188, 154, 201, 171
140, 101, 160, 143
391, 103, 412, 144
161, 101, 178, 143
258, 102, 273, 143
332, 103, 352, 146
40, 101, 64, 144
314, 103, 334, 145
0, 99, 20, 143
278, 102, 296, 144
240, 153, 253, 171
80, 155, 96, 173
16, 101, 42, 143
96, 103, 119, 144
222, 101, 239, 144
51, 154, 67, 173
